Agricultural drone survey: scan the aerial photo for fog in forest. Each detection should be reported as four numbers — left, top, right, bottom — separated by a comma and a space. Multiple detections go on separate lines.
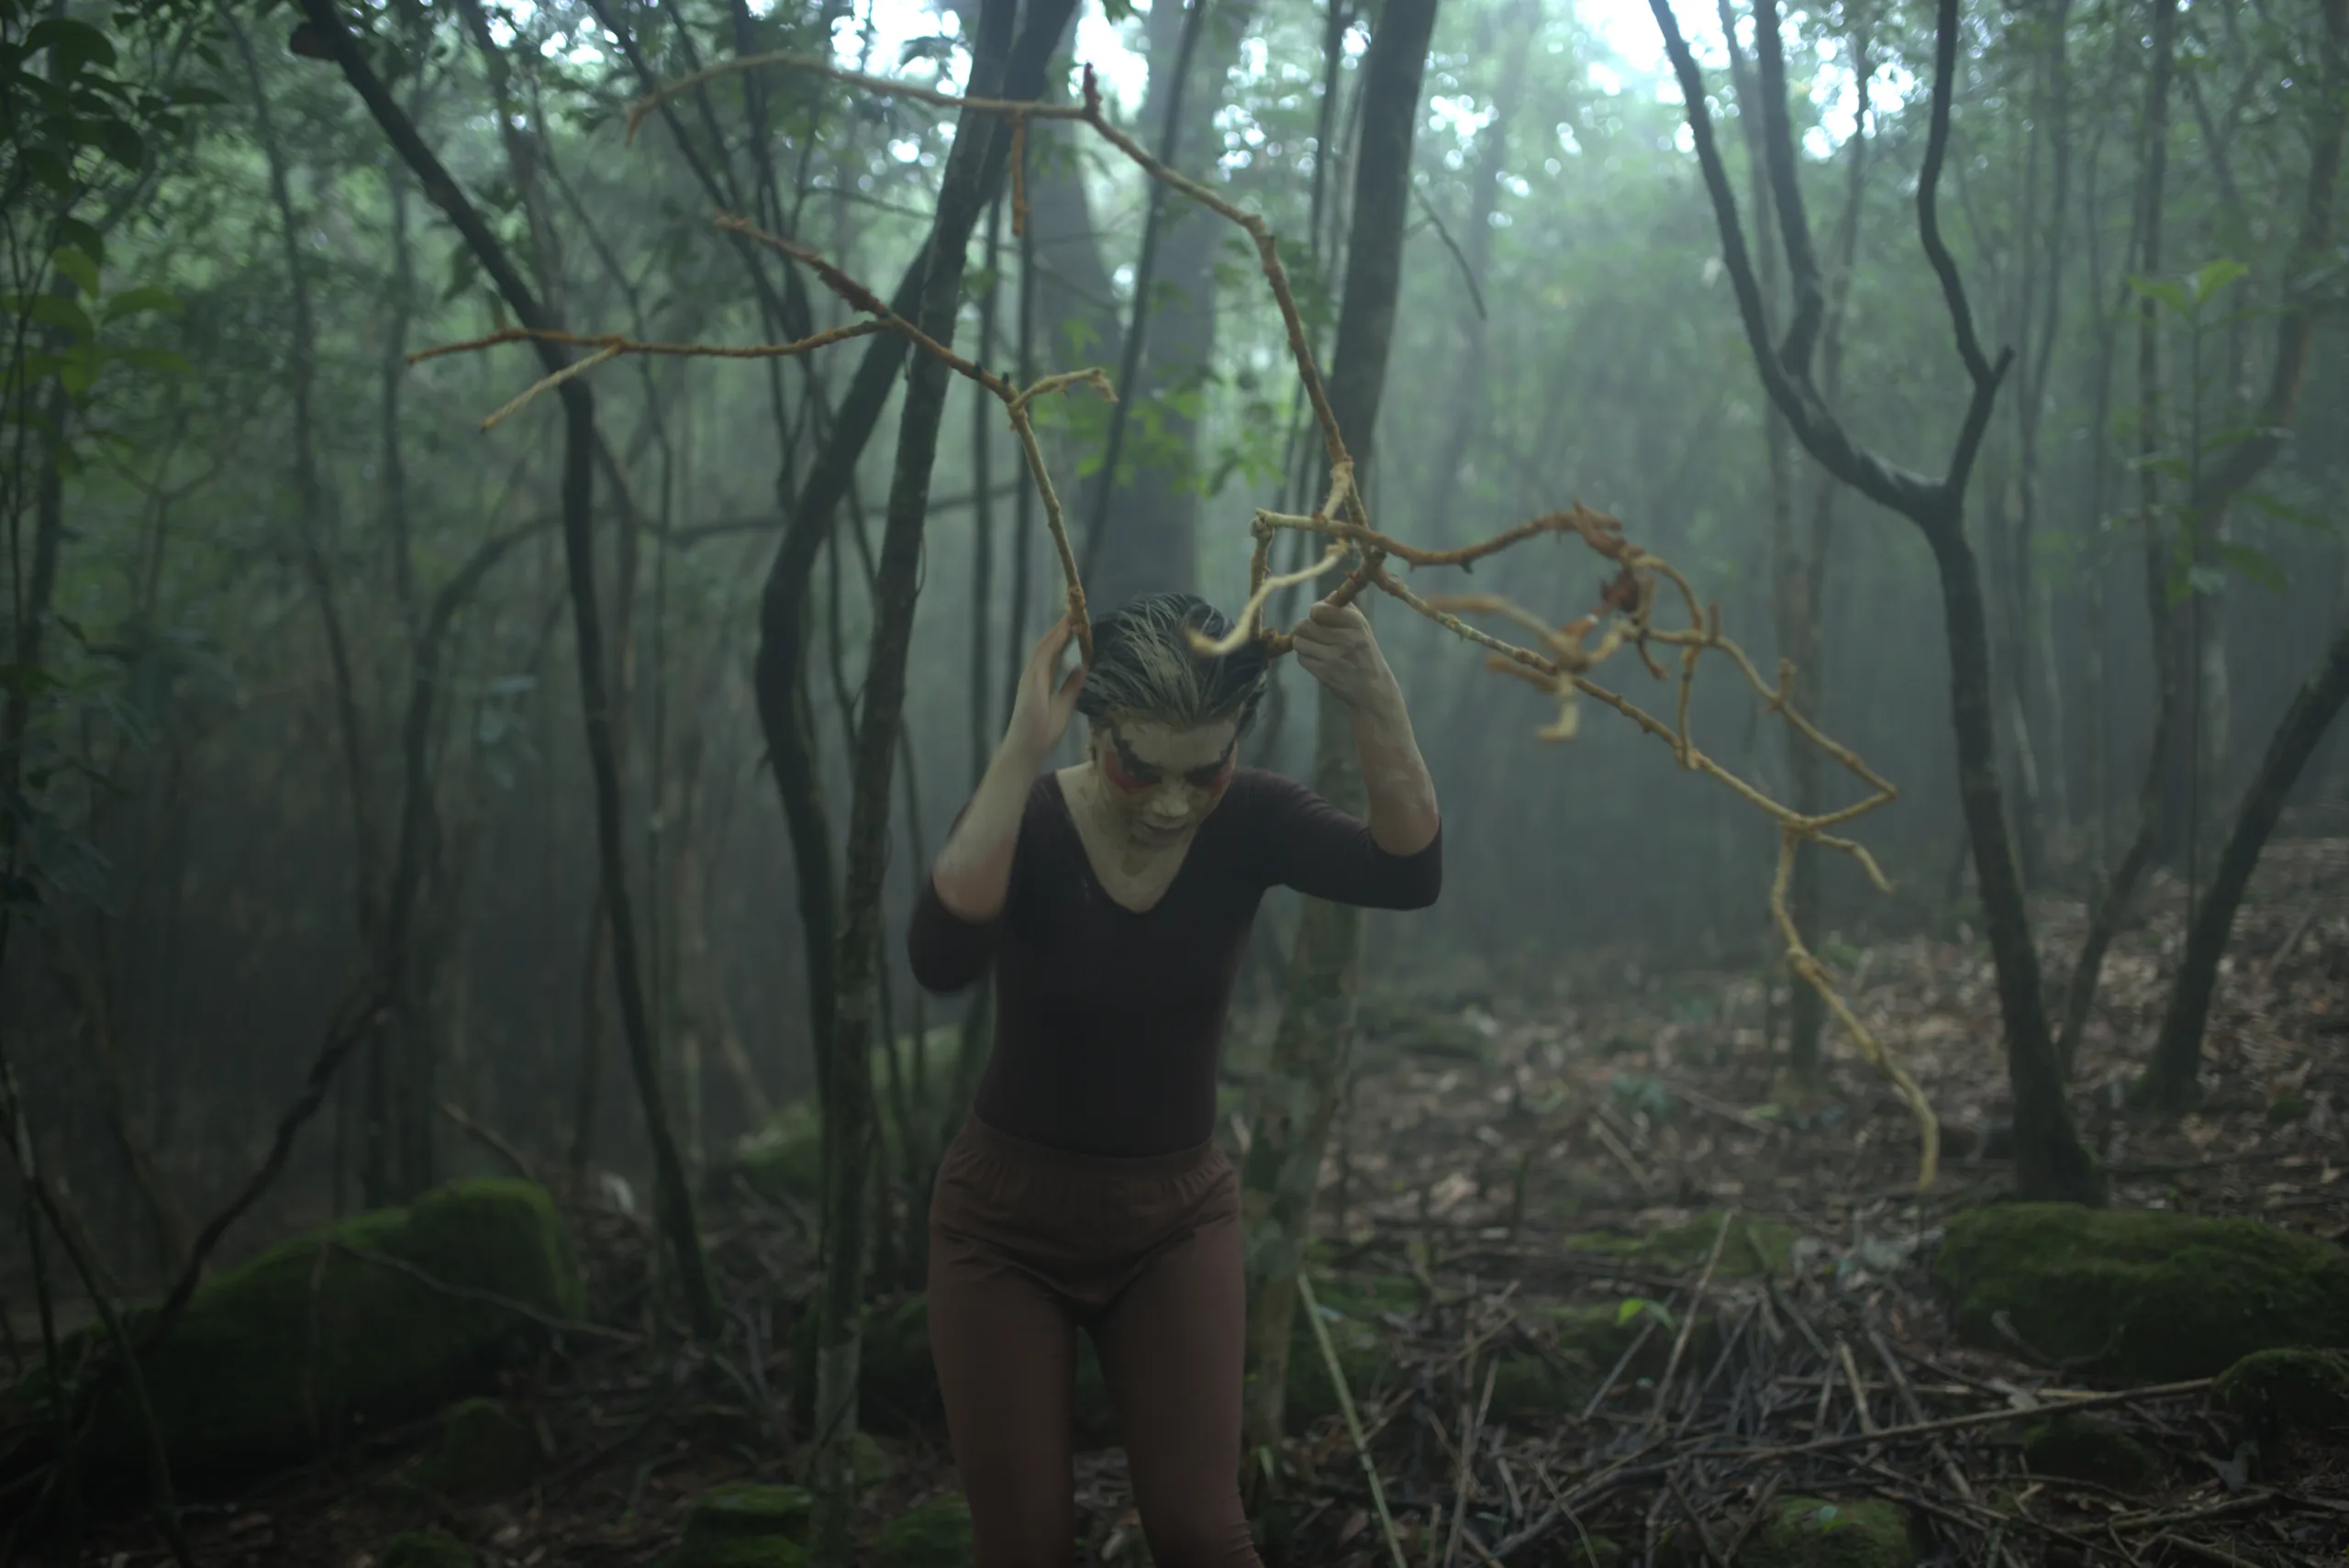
2, 0, 2345, 1561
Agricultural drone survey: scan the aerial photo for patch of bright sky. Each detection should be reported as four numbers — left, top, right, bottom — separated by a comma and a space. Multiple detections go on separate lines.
529, 0, 1906, 162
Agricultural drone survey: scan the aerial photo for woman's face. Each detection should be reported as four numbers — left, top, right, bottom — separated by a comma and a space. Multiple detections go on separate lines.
1088, 713, 1241, 846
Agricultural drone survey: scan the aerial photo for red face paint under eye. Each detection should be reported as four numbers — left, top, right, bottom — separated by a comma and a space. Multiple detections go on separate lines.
1102, 746, 1152, 794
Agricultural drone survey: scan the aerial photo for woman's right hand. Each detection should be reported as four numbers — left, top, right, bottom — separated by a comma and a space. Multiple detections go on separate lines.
1005, 614, 1087, 765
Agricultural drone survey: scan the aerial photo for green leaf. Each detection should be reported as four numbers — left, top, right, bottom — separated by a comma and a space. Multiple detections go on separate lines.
28, 294, 95, 340
102, 285, 180, 321
25, 17, 117, 78
2216, 542, 2287, 594
2186, 563, 2228, 597
1100, 0, 1135, 20
113, 346, 194, 375
2189, 256, 2249, 305
1615, 1297, 1647, 1326
56, 219, 105, 263
56, 345, 101, 398
50, 245, 99, 298
2125, 273, 2190, 316
23, 148, 75, 195
2237, 489, 2336, 534
93, 116, 144, 169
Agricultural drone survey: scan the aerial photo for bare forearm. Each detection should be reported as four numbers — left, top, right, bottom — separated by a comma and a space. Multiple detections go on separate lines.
1352, 694, 1440, 855
931, 740, 1045, 920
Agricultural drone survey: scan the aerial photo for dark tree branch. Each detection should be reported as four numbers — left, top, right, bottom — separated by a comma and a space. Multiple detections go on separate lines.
1078, 0, 1216, 584
292, 0, 722, 1335
1915, 0, 1998, 393
1645, 0, 1933, 520
2195, 0, 2346, 515
1750, 0, 1823, 369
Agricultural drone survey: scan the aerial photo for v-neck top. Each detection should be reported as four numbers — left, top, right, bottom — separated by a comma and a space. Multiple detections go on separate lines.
907, 767, 1442, 1156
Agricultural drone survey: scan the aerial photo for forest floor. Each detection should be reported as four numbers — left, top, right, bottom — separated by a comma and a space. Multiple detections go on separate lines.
33, 840, 2349, 1566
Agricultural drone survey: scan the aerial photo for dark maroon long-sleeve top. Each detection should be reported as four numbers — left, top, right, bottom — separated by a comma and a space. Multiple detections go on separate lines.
907, 767, 1441, 1157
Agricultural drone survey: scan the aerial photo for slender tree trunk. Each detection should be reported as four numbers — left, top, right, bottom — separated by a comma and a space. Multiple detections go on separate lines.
47, 935, 195, 1276
1650, 0, 2102, 1203
807, 0, 1021, 1554
293, 0, 722, 1332
754, 0, 1077, 1147
233, 18, 393, 1199
1417, 0, 1536, 522
1239, 0, 1442, 1458
2139, 621, 2349, 1107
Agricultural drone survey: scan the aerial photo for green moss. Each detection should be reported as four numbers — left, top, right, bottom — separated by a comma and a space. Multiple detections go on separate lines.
1934, 1204, 2349, 1382
2021, 1414, 2161, 1491
414, 1396, 539, 1497
2266, 1093, 2312, 1126
28, 1181, 584, 1475
1487, 1305, 1654, 1418
2214, 1348, 2349, 1439
1283, 1273, 1416, 1429
731, 1030, 964, 1206
874, 1493, 975, 1568
1563, 1211, 1797, 1278
1742, 1497, 1913, 1568
380, 1530, 481, 1568
733, 1101, 825, 1207
675, 1484, 812, 1568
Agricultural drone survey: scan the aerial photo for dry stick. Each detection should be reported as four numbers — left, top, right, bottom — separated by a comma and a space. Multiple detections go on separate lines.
1835, 1337, 1879, 1454
1665, 1468, 1728, 1568
448, 49, 1933, 1175
326, 1240, 639, 1344
1720, 1473, 1784, 1562
1650, 1209, 1734, 1429
1586, 1115, 1655, 1197
1444, 1357, 1499, 1568
1582, 1320, 1657, 1420
1300, 1272, 1410, 1568
1728, 1378, 2217, 1458
151, 977, 389, 1340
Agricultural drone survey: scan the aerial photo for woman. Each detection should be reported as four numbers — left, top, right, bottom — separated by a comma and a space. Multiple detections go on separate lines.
907, 591, 1441, 1568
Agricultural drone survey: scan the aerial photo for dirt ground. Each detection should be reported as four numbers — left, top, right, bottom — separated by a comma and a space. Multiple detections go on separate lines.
18, 840, 2349, 1566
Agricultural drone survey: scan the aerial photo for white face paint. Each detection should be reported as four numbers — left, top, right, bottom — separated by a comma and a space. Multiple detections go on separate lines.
1089, 714, 1243, 847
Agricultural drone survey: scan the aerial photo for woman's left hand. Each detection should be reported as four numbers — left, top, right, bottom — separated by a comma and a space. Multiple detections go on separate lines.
1291, 596, 1402, 717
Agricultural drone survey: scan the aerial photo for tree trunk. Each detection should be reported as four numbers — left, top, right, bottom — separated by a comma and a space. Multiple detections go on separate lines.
1239, 0, 1442, 1459
807, 0, 1022, 1552
2137, 621, 2349, 1108
232, 17, 392, 1199
294, 0, 722, 1333
1648, 0, 2103, 1203
754, 0, 1074, 1145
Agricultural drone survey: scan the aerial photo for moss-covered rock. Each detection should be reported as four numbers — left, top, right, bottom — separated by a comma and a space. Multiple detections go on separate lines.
18, 1181, 584, 1476
731, 1030, 964, 1206
874, 1493, 975, 1568
1934, 1204, 2349, 1382
2213, 1347, 2349, 1439
1563, 1211, 1797, 1278
674, 1484, 812, 1568
1742, 1497, 1913, 1568
380, 1530, 481, 1568
2021, 1413, 2160, 1491
414, 1396, 539, 1497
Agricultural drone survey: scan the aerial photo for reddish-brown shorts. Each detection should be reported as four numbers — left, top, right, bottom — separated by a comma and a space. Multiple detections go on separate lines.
928, 1115, 1264, 1568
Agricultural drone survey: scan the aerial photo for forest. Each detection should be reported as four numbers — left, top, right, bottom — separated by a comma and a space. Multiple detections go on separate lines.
0, 0, 2345, 1562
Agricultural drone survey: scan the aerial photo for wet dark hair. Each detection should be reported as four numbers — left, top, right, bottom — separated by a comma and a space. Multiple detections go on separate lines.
1074, 592, 1270, 735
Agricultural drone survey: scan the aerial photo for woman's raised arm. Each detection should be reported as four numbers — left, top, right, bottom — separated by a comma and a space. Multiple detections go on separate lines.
1288, 598, 1441, 856
929, 615, 1087, 923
